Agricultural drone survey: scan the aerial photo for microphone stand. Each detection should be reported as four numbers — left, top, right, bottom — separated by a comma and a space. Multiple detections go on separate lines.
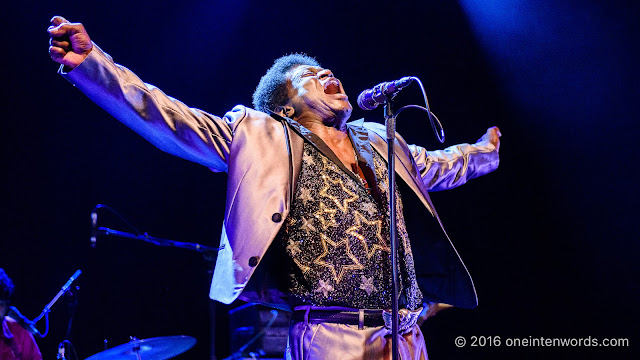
64, 286, 79, 340
384, 101, 400, 360
34, 270, 82, 325
96, 227, 219, 258
360, 75, 443, 360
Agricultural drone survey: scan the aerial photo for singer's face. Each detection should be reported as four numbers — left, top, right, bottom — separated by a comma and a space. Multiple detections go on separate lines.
285, 65, 353, 126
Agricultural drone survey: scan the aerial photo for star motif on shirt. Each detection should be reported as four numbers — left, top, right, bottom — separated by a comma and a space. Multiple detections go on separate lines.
345, 211, 390, 259
303, 152, 315, 165
298, 188, 314, 205
361, 202, 377, 216
319, 174, 359, 214
300, 217, 316, 236
286, 239, 302, 256
321, 156, 339, 173
314, 279, 334, 297
313, 202, 338, 230
314, 234, 364, 284
359, 276, 377, 295
293, 258, 311, 274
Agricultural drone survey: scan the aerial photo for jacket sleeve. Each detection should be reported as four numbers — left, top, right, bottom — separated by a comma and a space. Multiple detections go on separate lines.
60, 43, 235, 172
408, 140, 500, 192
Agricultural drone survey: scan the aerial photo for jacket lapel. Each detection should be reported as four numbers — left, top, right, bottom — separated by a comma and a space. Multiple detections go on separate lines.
268, 113, 436, 217
270, 112, 369, 188
354, 121, 437, 217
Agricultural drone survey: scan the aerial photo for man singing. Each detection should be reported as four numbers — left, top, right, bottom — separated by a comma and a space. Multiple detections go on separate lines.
48, 15, 501, 360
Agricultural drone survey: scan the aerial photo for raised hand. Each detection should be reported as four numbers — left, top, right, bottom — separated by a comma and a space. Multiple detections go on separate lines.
479, 126, 502, 151
48, 16, 93, 69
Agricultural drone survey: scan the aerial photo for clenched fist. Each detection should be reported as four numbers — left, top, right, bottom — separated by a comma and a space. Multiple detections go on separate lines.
48, 16, 93, 70
478, 126, 502, 151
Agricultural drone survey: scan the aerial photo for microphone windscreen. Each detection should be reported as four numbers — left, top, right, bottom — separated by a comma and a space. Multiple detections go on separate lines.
357, 89, 377, 111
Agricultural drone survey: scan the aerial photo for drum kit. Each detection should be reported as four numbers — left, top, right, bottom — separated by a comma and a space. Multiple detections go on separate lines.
84, 335, 196, 360
18, 269, 201, 359
82, 206, 214, 359
15, 207, 220, 359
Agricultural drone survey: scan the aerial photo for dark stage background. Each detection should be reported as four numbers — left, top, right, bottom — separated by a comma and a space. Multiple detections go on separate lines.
2, 0, 638, 359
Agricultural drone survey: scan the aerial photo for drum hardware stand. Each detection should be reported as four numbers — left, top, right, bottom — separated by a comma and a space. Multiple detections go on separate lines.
18, 270, 83, 359
91, 204, 220, 359
129, 336, 143, 360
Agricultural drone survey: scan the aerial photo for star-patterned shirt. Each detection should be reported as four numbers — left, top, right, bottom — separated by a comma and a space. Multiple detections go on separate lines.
278, 141, 423, 310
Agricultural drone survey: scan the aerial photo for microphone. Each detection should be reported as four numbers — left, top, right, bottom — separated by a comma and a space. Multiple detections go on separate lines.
8, 306, 40, 336
32, 269, 83, 325
357, 77, 413, 110
90, 211, 98, 247
62, 270, 82, 292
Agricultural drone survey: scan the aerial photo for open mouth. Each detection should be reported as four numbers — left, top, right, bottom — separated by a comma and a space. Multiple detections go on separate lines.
324, 80, 342, 95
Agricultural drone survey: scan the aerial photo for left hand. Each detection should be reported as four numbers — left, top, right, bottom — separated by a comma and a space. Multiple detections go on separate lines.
478, 126, 501, 151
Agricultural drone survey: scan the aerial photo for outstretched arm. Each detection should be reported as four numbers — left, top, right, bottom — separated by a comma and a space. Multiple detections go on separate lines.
48, 16, 234, 172
410, 127, 501, 191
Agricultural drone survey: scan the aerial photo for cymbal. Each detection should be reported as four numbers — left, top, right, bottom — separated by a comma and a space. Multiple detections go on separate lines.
85, 335, 196, 360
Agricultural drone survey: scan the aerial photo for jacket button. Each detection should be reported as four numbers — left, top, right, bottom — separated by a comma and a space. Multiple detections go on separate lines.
271, 213, 282, 222
248, 256, 259, 267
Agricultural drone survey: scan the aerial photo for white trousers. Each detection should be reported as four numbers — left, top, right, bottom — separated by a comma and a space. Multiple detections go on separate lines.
286, 321, 428, 360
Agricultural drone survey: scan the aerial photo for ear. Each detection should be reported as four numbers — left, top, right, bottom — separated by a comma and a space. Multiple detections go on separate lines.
274, 105, 295, 118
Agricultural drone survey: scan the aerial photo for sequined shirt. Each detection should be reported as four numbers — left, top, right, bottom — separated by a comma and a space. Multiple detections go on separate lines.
278, 139, 423, 310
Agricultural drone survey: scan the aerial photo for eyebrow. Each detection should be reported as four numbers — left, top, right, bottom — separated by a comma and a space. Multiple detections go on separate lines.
291, 66, 327, 83
289, 67, 308, 82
